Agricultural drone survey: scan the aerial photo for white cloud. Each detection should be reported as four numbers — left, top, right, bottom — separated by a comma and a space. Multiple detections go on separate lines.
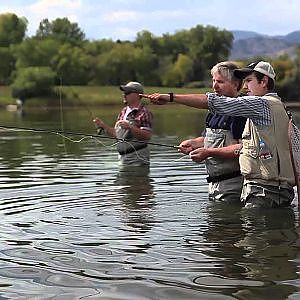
29, 0, 82, 21
30, 0, 81, 13
103, 10, 138, 23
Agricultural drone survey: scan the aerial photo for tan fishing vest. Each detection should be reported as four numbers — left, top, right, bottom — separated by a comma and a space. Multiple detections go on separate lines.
204, 128, 240, 177
239, 95, 295, 188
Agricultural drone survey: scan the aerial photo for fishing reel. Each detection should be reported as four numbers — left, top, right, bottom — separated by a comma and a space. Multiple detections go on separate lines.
96, 127, 104, 135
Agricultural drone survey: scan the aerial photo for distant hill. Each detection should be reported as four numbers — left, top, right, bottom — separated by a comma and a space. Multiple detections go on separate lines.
231, 30, 266, 41
229, 30, 300, 59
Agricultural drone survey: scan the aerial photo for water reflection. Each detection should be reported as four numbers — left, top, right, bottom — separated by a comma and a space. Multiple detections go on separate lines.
0, 107, 298, 298
198, 201, 299, 299
192, 202, 250, 296
114, 165, 155, 234
233, 208, 299, 299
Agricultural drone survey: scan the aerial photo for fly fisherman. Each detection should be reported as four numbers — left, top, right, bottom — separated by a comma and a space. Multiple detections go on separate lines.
93, 82, 153, 165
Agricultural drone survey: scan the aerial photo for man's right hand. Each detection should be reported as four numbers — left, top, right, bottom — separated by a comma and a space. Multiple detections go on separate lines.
142, 93, 170, 105
93, 117, 105, 129
178, 139, 194, 154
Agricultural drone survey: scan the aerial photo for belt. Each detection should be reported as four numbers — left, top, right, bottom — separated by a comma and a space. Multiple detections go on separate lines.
118, 144, 147, 155
206, 171, 241, 183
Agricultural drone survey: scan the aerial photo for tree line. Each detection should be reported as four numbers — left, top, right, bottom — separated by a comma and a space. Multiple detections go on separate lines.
1, 13, 300, 101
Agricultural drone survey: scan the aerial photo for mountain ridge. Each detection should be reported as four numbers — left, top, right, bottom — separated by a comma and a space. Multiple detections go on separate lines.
229, 30, 300, 59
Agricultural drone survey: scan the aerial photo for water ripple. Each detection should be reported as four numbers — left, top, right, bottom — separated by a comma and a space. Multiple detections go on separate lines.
0, 129, 298, 298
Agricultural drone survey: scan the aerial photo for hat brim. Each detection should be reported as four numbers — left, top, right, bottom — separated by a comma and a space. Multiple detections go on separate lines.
234, 67, 253, 79
119, 85, 143, 93
120, 85, 127, 91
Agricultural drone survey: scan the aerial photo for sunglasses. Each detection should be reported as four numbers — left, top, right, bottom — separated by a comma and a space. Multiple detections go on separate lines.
124, 91, 132, 96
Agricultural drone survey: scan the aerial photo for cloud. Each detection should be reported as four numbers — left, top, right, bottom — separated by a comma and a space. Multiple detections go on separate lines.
103, 10, 138, 23
30, 0, 81, 13
29, 0, 82, 22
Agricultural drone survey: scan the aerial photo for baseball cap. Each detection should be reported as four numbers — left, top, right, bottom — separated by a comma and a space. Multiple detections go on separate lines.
120, 81, 144, 94
234, 61, 276, 80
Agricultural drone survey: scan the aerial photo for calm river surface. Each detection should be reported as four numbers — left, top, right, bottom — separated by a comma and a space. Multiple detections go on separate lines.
0, 105, 299, 299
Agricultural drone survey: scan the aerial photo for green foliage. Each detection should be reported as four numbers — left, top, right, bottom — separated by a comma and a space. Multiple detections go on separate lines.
11, 67, 56, 99
84, 39, 115, 56
35, 18, 85, 45
133, 46, 159, 85
188, 25, 233, 79
0, 13, 27, 47
2, 13, 300, 100
0, 14, 235, 90
12, 37, 61, 69
135, 30, 158, 50
92, 42, 143, 85
161, 54, 193, 86
0, 47, 14, 84
53, 43, 92, 85
157, 31, 190, 58
0, 13, 27, 82
274, 50, 300, 100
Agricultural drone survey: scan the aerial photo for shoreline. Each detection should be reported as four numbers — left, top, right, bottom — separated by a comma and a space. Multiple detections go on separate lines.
4, 101, 300, 110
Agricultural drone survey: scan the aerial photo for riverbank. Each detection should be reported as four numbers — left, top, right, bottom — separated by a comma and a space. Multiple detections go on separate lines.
0, 85, 207, 108
1, 85, 299, 108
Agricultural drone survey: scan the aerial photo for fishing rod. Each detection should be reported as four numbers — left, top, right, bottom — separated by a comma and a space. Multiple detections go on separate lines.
0, 125, 179, 149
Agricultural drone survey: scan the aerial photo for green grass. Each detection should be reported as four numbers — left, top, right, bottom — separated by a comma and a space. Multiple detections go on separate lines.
0, 85, 209, 108
0, 86, 14, 106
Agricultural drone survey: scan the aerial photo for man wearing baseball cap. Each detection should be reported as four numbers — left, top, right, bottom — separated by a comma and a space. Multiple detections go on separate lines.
231, 61, 294, 208
234, 61, 276, 90
147, 61, 295, 208
93, 81, 153, 165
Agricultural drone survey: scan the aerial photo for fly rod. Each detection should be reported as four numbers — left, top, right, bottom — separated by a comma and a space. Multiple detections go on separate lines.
0, 125, 179, 149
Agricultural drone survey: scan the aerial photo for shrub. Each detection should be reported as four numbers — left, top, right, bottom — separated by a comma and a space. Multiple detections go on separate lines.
11, 66, 56, 100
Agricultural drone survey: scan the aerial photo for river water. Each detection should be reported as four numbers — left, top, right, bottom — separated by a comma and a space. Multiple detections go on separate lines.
0, 106, 299, 299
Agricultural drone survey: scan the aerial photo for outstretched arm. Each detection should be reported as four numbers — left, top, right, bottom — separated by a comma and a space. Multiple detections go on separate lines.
143, 93, 209, 109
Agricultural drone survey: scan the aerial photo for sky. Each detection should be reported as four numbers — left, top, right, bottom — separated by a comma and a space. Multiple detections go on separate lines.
1, 0, 300, 41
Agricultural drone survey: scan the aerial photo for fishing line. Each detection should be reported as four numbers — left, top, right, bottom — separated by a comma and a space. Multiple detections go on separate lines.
58, 76, 67, 153
70, 86, 95, 119
0, 125, 179, 149
0, 124, 189, 164
1, 123, 195, 166
57, 77, 102, 152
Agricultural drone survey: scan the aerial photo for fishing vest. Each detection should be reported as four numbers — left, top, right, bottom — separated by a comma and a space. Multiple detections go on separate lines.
239, 95, 295, 188
116, 119, 148, 155
204, 114, 246, 179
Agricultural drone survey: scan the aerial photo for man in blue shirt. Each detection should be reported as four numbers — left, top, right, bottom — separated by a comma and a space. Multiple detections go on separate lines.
178, 61, 246, 203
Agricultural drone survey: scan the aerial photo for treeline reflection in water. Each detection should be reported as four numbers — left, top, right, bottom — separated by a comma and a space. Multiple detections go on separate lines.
0, 107, 297, 299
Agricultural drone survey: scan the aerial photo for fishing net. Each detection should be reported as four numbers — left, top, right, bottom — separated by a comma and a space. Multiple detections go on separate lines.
288, 119, 300, 204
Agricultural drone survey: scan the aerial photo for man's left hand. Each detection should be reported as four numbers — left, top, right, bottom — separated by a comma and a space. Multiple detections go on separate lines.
189, 147, 209, 162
